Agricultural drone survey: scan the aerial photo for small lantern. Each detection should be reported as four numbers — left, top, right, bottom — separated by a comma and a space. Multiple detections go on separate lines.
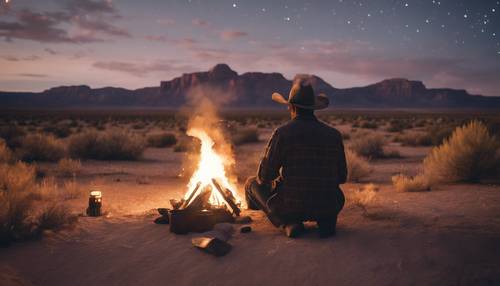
86, 190, 102, 217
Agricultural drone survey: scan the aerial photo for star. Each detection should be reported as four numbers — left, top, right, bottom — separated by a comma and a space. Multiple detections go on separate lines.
232, 3, 237, 8
464, 14, 468, 18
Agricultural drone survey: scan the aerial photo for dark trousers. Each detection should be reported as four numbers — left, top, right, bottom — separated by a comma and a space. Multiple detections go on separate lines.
244, 176, 338, 229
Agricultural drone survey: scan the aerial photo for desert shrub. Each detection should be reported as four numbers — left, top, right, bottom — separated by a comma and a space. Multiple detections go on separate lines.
68, 130, 145, 160
350, 133, 385, 158
35, 177, 59, 200
61, 179, 85, 200
423, 120, 498, 183
56, 158, 82, 177
426, 125, 454, 145
414, 119, 428, 128
0, 162, 36, 245
43, 124, 72, 138
0, 163, 77, 245
0, 125, 25, 148
0, 139, 13, 163
392, 174, 430, 192
132, 122, 145, 130
360, 121, 378, 129
147, 132, 177, 148
231, 128, 259, 146
387, 119, 412, 132
18, 134, 66, 162
37, 203, 74, 231
346, 149, 372, 182
394, 132, 433, 146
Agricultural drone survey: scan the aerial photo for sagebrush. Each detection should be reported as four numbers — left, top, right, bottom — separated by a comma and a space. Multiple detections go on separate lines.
423, 120, 498, 183
18, 134, 66, 162
69, 130, 145, 160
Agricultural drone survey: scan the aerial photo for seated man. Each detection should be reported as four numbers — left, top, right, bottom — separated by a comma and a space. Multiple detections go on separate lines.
245, 82, 347, 238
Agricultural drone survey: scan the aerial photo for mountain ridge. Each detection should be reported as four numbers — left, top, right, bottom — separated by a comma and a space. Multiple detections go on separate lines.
1, 63, 498, 109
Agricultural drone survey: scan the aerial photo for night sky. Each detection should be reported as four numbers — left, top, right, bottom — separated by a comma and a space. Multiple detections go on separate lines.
1, 0, 499, 96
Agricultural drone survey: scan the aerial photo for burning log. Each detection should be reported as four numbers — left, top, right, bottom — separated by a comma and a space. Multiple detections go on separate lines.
184, 185, 212, 211
181, 181, 201, 209
211, 179, 241, 216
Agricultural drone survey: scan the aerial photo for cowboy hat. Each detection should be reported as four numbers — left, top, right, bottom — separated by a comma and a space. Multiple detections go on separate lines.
272, 83, 329, 110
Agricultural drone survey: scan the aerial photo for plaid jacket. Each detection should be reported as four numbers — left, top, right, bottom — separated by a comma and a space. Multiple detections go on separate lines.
257, 114, 347, 219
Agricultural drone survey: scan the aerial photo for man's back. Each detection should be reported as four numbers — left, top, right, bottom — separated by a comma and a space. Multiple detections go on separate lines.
257, 114, 347, 220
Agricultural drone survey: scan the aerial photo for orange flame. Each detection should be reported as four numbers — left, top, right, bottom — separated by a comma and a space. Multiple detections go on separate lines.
184, 127, 240, 206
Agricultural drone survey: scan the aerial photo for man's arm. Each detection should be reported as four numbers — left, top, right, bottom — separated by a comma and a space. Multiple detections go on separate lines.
257, 130, 284, 185
338, 139, 348, 184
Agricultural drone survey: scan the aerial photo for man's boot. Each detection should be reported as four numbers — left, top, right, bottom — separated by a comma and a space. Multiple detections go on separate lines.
283, 222, 305, 238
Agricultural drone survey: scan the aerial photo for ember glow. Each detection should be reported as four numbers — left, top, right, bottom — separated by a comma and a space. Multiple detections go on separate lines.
184, 128, 240, 207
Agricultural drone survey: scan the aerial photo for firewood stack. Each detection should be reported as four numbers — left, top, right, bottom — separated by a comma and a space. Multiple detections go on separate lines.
166, 178, 241, 234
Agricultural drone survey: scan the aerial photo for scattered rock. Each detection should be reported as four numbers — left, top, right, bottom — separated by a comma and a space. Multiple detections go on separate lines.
192, 237, 232, 257
157, 208, 170, 216
240, 226, 252, 233
154, 216, 169, 224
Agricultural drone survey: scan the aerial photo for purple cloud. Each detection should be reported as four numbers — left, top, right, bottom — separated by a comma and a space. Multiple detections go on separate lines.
18, 73, 48, 78
0, 1, 129, 44
192, 18, 210, 28
1, 54, 40, 61
145, 35, 169, 43
92, 60, 195, 77
44, 48, 58, 55
219, 30, 248, 41
156, 18, 176, 26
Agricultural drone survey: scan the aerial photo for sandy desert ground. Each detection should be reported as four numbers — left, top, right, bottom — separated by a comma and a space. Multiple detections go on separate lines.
1, 112, 500, 286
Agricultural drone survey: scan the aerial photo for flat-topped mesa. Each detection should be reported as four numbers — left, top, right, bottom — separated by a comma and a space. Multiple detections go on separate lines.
373, 78, 427, 98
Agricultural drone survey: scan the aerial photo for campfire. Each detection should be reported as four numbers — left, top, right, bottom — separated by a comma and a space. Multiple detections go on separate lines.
168, 126, 242, 234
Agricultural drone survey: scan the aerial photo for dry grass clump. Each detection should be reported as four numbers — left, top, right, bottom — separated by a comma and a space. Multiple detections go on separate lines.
147, 132, 177, 148
386, 119, 412, 132
0, 162, 76, 246
42, 124, 72, 138
69, 130, 145, 160
392, 174, 430, 192
231, 127, 259, 146
347, 183, 378, 214
18, 134, 66, 162
56, 158, 82, 177
36, 203, 74, 231
423, 120, 498, 183
346, 148, 372, 182
360, 121, 378, 129
0, 125, 25, 148
394, 132, 433, 146
0, 139, 13, 163
350, 133, 385, 158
